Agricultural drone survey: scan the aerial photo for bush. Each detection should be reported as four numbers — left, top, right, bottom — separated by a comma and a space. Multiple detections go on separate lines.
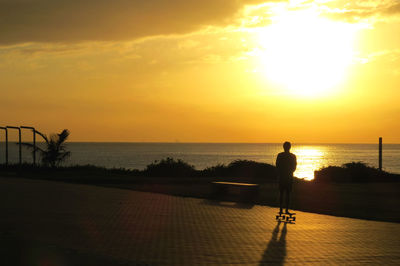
343, 162, 379, 182
202, 160, 277, 182
315, 162, 399, 183
2, 159, 398, 184
314, 165, 350, 183
144, 157, 196, 177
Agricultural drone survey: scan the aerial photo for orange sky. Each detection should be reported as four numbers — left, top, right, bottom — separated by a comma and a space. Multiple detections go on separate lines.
1, 0, 400, 143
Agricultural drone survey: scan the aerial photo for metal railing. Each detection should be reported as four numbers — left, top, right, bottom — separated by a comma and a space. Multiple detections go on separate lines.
6, 126, 21, 165
21, 126, 37, 165
0, 125, 46, 166
0, 127, 7, 165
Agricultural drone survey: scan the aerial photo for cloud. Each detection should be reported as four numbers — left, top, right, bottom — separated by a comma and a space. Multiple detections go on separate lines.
0, 0, 272, 45
386, 2, 400, 14
321, 0, 400, 23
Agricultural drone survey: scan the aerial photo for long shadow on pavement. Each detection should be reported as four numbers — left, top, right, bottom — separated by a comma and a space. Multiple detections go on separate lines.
259, 221, 287, 265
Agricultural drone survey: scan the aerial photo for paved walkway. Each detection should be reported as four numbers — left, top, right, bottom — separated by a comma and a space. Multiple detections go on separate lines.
0, 178, 399, 265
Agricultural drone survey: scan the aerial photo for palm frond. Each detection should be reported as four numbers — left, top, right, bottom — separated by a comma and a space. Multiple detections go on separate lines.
28, 129, 71, 167
57, 129, 70, 145
59, 151, 71, 162
20, 142, 45, 153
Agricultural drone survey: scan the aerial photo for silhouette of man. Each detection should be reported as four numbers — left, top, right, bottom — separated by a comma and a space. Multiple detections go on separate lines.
276, 141, 297, 214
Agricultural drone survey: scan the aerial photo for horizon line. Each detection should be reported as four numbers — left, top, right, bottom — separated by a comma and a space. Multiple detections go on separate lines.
4, 141, 396, 145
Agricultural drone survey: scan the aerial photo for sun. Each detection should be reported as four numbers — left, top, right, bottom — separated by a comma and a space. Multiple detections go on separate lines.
257, 10, 357, 98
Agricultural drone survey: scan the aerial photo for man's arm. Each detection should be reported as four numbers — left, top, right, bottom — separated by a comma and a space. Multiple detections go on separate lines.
292, 154, 297, 172
276, 153, 281, 169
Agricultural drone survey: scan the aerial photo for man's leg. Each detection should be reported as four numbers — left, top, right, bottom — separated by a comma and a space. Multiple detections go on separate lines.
285, 180, 293, 214
279, 187, 284, 214
285, 188, 290, 213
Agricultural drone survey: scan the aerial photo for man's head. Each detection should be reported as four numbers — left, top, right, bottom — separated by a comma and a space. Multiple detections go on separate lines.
283, 141, 291, 152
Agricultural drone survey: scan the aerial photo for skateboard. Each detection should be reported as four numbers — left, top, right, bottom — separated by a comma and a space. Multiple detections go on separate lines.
276, 212, 296, 223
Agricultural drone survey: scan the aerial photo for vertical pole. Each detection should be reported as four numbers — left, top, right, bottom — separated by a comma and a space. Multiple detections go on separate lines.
0, 127, 6, 165
5, 128, 8, 166
6, 126, 23, 165
379, 137, 382, 171
33, 130, 36, 166
18, 128, 22, 165
21, 126, 36, 165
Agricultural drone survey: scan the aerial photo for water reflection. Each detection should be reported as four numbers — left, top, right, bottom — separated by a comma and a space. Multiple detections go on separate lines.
292, 146, 326, 180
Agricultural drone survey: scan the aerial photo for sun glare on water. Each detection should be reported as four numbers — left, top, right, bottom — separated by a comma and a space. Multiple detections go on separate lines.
257, 9, 357, 98
292, 147, 326, 180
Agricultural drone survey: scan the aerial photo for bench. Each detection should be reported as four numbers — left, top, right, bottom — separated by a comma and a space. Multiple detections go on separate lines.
210, 181, 259, 203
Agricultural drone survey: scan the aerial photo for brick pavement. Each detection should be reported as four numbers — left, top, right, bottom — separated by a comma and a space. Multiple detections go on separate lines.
0, 178, 399, 265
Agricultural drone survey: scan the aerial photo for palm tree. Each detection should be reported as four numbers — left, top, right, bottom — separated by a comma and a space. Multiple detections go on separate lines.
22, 129, 71, 167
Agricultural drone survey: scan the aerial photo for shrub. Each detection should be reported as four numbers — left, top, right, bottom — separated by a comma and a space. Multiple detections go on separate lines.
314, 162, 398, 183
202, 160, 276, 182
314, 165, 350, 183
342, 162, 379, 182
144, 157, 196, 177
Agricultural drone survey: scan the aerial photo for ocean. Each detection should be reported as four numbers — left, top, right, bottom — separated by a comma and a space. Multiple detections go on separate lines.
1, 142, 399, 180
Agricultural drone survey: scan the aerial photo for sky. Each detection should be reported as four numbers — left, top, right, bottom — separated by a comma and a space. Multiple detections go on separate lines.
1, 0, 399, 143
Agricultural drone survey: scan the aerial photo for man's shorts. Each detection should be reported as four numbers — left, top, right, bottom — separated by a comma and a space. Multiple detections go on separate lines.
279, 176, 293, 192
